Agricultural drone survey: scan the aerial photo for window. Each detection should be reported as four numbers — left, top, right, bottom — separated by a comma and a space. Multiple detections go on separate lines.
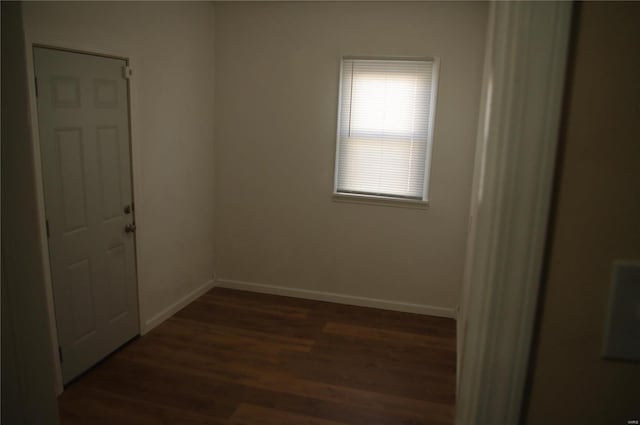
334, 57, 438, 203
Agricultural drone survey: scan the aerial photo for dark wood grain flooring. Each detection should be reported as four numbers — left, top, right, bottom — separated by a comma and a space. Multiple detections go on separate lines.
59, 288, 456, 425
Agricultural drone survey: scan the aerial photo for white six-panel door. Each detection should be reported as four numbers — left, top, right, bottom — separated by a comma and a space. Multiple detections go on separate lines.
34, 47, 139, 384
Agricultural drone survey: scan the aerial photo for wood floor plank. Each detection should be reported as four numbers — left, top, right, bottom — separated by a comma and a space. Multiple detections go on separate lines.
197, 291, 311, 320
284, 352, 455, 404
237, 372, 454, 424
59, 287, 456, 425
160, 316, 316, 353
230, 404, 350, 425
176, 300, 324, 340
311, 301, 456, 336
75, 357, 238, 419
312, 332, 456, 372
59, 384, 227, 425
323, 321, 457, 351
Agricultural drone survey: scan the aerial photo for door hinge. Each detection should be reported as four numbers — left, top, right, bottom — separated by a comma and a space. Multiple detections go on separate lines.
58, 346, 63, 363
35, 77, 39, 97
45, 219, 50, 238
122, 65, 132, 80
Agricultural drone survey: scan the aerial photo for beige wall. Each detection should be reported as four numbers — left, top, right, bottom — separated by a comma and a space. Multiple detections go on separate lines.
213, 2, 487, 311
525, 3, 640, 424
21, 1, 216, 329
1, 2, 59, 423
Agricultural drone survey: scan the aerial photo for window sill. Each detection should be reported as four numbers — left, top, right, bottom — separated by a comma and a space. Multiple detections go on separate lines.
331, 192, 429, 210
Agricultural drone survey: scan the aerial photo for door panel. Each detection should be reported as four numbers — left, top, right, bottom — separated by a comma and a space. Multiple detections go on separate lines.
97, 126, 122, 220
35, 47, 139, 384
57, 128, 88, 231
105, 244, 127, 320
67, 258, 95, 340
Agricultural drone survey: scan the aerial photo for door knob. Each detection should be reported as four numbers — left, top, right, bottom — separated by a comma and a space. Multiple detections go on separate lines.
125, 223, 136, 234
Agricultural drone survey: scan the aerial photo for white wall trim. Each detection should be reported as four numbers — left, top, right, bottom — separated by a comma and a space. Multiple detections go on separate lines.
142, 277, 218, 334
217, 278, 456, 318
456, 2, 572, 425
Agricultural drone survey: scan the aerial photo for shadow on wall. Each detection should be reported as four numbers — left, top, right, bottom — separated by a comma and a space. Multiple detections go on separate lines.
1, 2, 60, 424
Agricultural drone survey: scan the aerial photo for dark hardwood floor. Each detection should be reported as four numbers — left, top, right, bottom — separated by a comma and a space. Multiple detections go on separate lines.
59, 288, 456, 425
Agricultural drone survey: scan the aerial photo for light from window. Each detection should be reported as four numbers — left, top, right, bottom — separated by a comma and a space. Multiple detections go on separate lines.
334, 57, 438, 201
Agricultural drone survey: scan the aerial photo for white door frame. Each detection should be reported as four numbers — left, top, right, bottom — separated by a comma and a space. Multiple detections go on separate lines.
24, 39, 145, 394
456, 1, 573, 424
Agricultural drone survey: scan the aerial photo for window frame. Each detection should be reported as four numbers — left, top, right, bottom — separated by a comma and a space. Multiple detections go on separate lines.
332, 56, 440, 208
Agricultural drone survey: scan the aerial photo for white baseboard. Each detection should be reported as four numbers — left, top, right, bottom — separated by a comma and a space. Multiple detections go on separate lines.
216, 278, 456, 319
141, 277, 218, 334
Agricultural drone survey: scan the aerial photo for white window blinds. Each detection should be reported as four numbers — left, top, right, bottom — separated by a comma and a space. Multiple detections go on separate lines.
334, 58, 437, 201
